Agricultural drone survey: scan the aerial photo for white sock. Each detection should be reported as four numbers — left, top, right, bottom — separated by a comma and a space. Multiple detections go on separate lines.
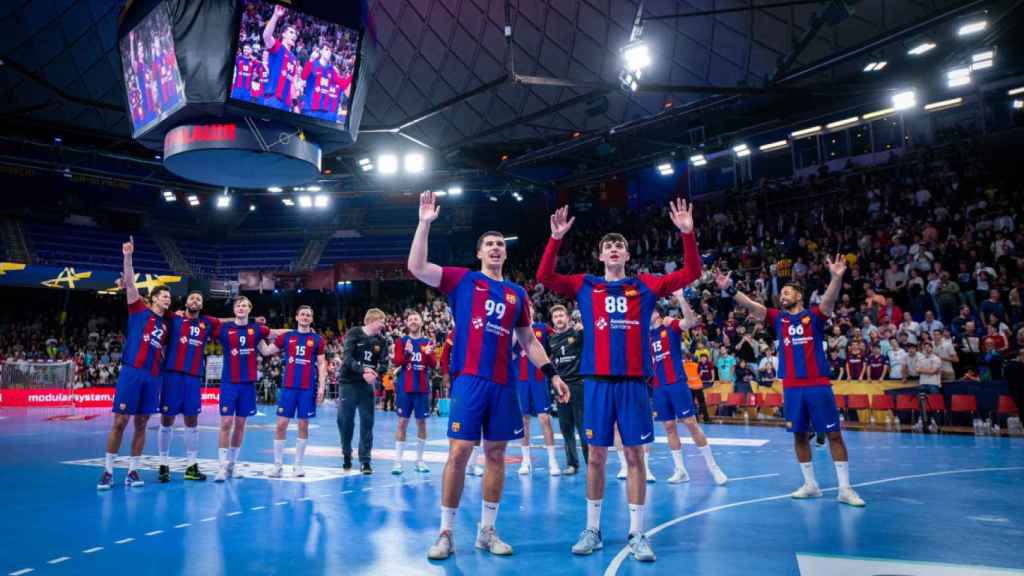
545, 445, 557, 465
670, 449, 686, 472
520, 444, 530, 465
296, 438, 307, 465
698, 444, 718, 468
800, 462, 817, 486
440, 506, 458, 533
218, 447, 228, 467
229, 447, 239, 464
481, 500, 499, 528
184, 427, 199, 466
158, 425, 173, 465
586, 499, 603, 531
834, 461, 850, 489
273, 439, 284, 466
104, 452, 115, 474
395, 440, 405, 464
416, 437, 426, 462
616, 447, 628, 471
628, 504, 645, 534
129, 456, 140, 472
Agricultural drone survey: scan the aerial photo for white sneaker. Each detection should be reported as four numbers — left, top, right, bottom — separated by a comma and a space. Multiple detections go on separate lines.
214, 465, 228, 483
392, 462, 404, 475
427, 530, 454, 560
293, 463, 305, 477
617, 467, 628, 480
645, 468, 656, 483
226, 461, 237, 478
549, 462, 561, 477
267, 463, 283, 478
473, 465, 484, 477
838, 487, 866, 507
518, 462, 531, 475
415, 461, 430, 473
667, 469, 690, 484
790, 483, 823, 499
475, 524, 513, 555
709, 465, 728, 486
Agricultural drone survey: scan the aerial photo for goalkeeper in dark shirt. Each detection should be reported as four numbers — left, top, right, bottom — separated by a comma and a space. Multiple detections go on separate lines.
338, 308, 390, 474
548, 304, 587, 474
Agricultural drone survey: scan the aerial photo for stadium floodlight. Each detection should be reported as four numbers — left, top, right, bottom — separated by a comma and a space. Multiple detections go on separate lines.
622, 41, 651, 73
972, 50, 994, 63
657, 162, 674, 176
791, 125, 822, 138
162, 189, 176, 202
447, 186, 463, 196
358, 157, 374, 172
488, 195, 498, 202
946, 67, 971, 88
187, 194, 199, 206
216, 194, 231, 209
862, 107, 895, 120
958, 20, 987, 36
863, 61, 887, 72
892, 90, 917, 111
971, 59, 993, 71
282, 198, 295, 206
908, 42, 936, 56
267, 186, 283, 193
513, 192, 523, 202
314, 194, 328, 208
733, 144, 750, 158
358, 158, 371, 166
307, 185, 322, 192
378, 154, 399, 175
404, 152, 426, 174
433, 189, 448, 197
826, 117, 859, 130
759, 140, 789, 152
298, 195, 313, 208
249, 204, 256, 212
689, 154, 707, 166
1015, 100, 1024, 110
1008, 87, 1024, 96
924, 97, 963, 112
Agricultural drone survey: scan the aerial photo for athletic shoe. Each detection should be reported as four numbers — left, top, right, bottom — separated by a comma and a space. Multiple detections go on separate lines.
473, 464, 484, 477
293, 464, 305, 478
125, 470, 144, 488
342, 455, 353, 470
184, 464, 207, 481
226, 461, 236, 478
837, 487, 866, 507
427, 530, 454, 560
214, 465, 228, 483
790, 483, 823, 499
518, 462, 531, 475
361, 462, 373, 475
392, 462, 403, 475
475, 524, 513, 556
549, 463, 561, 477
627, 532, 656, 562
645, 468, 656, 483
159, 465, 170, 483
268, 464, 284, 478
563, 466, 577, 476
97, 471, 113, 491
617, 467, 627, 480
571, 528, 603, 555
667, 469, 690, 484
415, 461, 430, 473
709, 465, 728, 486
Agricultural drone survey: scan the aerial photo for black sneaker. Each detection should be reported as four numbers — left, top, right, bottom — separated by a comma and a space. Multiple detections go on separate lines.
342, 455, 353, 470
360, 462, 373, 475
184, 463, 207, 481
159, 465, 170, 483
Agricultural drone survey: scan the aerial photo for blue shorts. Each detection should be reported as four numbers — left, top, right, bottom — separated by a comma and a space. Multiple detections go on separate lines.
583, 378, 654, 447
396, 391, 430, 420
447, 374, 523, 442
219, 382, 257, 417
516, 379, 550, 417
784, 385, 841, 434
277, 387, 317, 419
160, 372, 202, 417
112, 365, 161, 415
652, 383, 696, 422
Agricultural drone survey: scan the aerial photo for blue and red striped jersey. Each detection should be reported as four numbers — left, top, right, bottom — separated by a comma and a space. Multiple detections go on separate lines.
164, 315, 219, 377
264, 38, 297, 102
766, 307, 831, 388
122, 299, 170, 377
537, 232, 702, 378
513, 322, 550, 383
233, 56, 255, 92
650, 319, 685, 388
440, 267, 531, 385
214, 322, 271, 384
276, 331, 324, 390
439, 329, 455, 377
301, 60, 342, 113
393, 335, 435, 394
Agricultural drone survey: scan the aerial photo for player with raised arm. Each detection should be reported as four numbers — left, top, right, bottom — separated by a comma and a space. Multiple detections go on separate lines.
649, 293, 727, 485
98, 237, 171, 490
408, 191, 569, 561
211, 296, 272, 482
299, 43, 344, 120
716, 256, 865, 507
261, 4, 299, 111
258, 305, 326, 478
391, 309, 435, 475
513, 306, 561, 476
537, 200, 702, 563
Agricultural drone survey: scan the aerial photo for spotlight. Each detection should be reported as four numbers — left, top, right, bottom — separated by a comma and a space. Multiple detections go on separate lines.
378, 154, 398, 175
621, 41, 651, 73
924, 97, 963, 112
447, 186, 463, 196
187, 194, 200, 206
970, 59, 993, 71
361, 162, 374, 172
863, 61, 887, 72
358, 158, 371, 166
892, 90, 917, 111
947, 67, 971, 88
268, 186, 283, 193
657, 162, 674, 176
298, 195, 312, 208
307, 185, 322, 192
733, 144, 750, 158
282, 198, 295, 206
826, 117, 859, 130
759, 140, 789, 152
862, 107, 895, 120
249, 204, 256, 212
216, 194, 231, 209
314, 194, 329, 208
162, 189, 176, 202
488, 195, 498, 202
791, 125, 822, 138
404, 152, 425, 174
972, 50, 994, 63
907, 42, 936, 56
513, 193, 523, 202
1015, 100, 1024, 110
1008, 87, 1024, 96
957, 20, 987, 36
689, 154, 707, 167
433, 190, 448, 197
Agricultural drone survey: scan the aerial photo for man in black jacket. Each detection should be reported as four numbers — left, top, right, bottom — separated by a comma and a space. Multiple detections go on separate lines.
338, 308, 389, 474
548, 304, 587, 474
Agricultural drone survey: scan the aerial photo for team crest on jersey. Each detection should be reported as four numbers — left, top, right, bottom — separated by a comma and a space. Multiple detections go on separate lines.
288, 357, 295, 364
248, 328, 254, 335
162, 405, 168, 412
801, 316, 811, 325
451, 422, 461, 432
661, 330, 668, 338
625, 289, 638, 297
506, 293, 517, 304
222, 405, 229, 414
535, 330, 542, 338
307, 338, 314, 347
585, 429, 593, 439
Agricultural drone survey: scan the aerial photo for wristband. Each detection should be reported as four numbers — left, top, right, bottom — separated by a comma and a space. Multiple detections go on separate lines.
725, 284, 738, 297
540, 363, 558, 379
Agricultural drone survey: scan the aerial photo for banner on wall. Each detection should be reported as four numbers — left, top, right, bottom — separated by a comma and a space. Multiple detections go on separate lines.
0, 262, 188, 296
0, 387, 220, 407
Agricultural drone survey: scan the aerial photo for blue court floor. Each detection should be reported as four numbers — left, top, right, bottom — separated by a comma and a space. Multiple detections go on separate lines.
2, 404, 1023, 576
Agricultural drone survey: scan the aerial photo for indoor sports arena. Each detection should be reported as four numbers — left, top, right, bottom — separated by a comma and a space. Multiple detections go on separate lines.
1, 1, 1024, 574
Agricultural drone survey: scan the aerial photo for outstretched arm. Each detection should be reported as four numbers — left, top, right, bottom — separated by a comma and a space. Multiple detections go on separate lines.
643, 199, 703, 295
408, 191, 444, 287
716, 270, 767, 322
536, 206, 584, 297
818, 253, 846, 317
676, 292, 701, 331
262, 4, 284, 53
122, 237, 140, 306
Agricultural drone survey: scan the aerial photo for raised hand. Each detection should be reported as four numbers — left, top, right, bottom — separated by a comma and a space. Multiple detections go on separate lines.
404, 341, 414, 355
669, 198, 694, 233
826, 253, 847, 278
273, 4, 286, 19
549, 206, 575, 240
123, 236, 134, 256
418, 191, 440, 223
713, 269, 732, 291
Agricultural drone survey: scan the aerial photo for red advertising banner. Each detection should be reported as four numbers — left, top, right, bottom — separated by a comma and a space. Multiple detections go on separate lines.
0, 387, 220, 408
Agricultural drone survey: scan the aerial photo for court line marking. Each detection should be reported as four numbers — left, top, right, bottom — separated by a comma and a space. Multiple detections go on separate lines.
114, 538, 134, 545
226, 511, 242, 517
251, 506, 265, 511
726, 473, 780, 482
604, 466, 1024, 576
173, 523, 190, 529
144, 530, 163, 536
9, 569, 33, 576
199, 517, 216, 523
81, 547, 103, 554
46, 557, 69, 565
274, 500, 289, 506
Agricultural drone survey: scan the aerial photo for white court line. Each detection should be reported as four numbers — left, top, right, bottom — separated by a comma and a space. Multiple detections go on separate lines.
340, 490, 353, 494
274, 501, 288, 506
9, 569, 34, 576
114, 538, 134, 545
226, 511, 242, 517
199, 517, 216, 523
174, 523, 190, 529
298, 496, 313, 501
82, 547, 103, 554
727, 473, 781, 482
251, 506, 265, 511
46, 557, 69, 565
144, 530, 163, 536
604, 466, 1024, 576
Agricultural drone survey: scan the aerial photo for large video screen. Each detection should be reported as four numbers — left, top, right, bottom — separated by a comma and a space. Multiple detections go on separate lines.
231, 1, 360, 126
118, 2, 186, 137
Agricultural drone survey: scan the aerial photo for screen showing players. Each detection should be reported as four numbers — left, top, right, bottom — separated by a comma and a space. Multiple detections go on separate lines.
231, 1, 360, 126
118, 2, 187, 137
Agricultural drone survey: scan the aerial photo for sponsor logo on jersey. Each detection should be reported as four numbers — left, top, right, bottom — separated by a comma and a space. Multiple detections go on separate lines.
180, 336, 188, 344
120, 403, 127, 411
568, 337, 575, 344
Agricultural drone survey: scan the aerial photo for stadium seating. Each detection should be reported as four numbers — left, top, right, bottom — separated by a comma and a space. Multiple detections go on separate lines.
997, 395, 1019, 416
176, 237, 305, 278
26, 222, 171, 273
